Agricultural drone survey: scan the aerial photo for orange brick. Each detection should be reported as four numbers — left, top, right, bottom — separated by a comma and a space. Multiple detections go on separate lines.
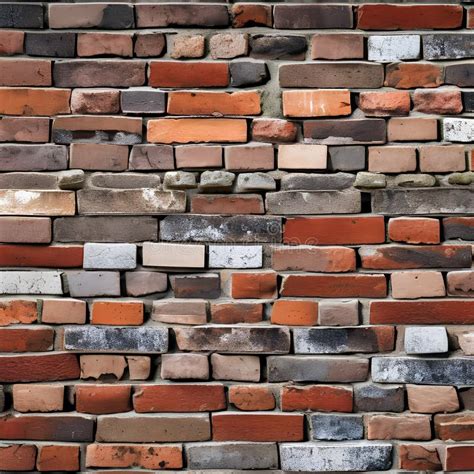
76, 385, 131, 414
231, 272, 277, 299
37, 445, 80, 472
385, 63, 443, 89
90, 301, 144, 325
388, 217, 440, 244
0, 299, 37, 326
282, 90, 351, 117
148, 119, 247, 144
271, 300, 318, 326
0, 444, 36, 471
0, 59, 51, 86
281, 385, 353, 412
359, 91, 410, 117
229, 385, 275, 411
0, 88, 69, 115
168, 91, 260, 116
149, 61, 229, 87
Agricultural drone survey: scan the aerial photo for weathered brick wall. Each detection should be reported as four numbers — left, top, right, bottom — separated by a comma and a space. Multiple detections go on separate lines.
0, 1, 473, 472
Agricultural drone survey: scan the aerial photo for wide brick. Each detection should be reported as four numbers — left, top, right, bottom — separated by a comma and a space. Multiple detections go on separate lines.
0, 299, 37, 326
445, 445, 474, 471
96, 414, 210, 442
371, 300, 474, 325
368, 414, 431, 441
281, 274, 387, 298
271, 246, 355, 272
0, 414, 93, 441
176, 145, 222, 169
191, 194, 264, 215
281, 385, 352, 412
0, 144, 67, 172
385, 63, 443, 89
160, 215, 282, 243
175, 326, 289, 354
280, 443, 392, 472
225, 143, 274, 171
54, 60, 145, 88
37, 445, 80, 472
399, 444, 442, 471
311, 34, 364, 60
0, 444, 36, 471
280, 62, 384, 88
0, 244, 82, 267
168, 91, 260, 116
13, 384, 63, 412
76, 385, 131, 415
212, 413, 303, 442
152, 300, 206, 325
0, 217, 51, 243
134, 384, 226, 413
143, 242, 204, 268
85, 444, 183, 470
311, 413, 363, 441
77, 32, 133, 57
66, 271, 120, 297
414, 88, 463, 115
148, 119, 246, 144
149, 62, 228, 88
274, 4, 352, 29
359, 91, 410, 117
372, 357, 473, 385
368, 35, 420, 62
49, 3, 134, 29
0, 59, 50, 86
71, 89, 120, 115
0, 327, 53, 352
0, 271, 63, 295
121, 88, 165, 114
0, 3, 43, 28
64, 326, 168, 353
357, 4, 463, 30
25, 31, 75, 58
423, 34, 474, 61
211, 302, 262, 324
360, 245, 471, 269
419, 145, 465, 173
268, 356, 369, 383
388, 217, 440, 244
282, 90, 351, 118
250, 35, 306, 61
388, 117, 438, 142
78, 189, 186, 215
368, 146, 416, 173
0, 117, 49, 143
231, 271, 277, 299
436, 413, 474, 441
70, 143, 129, 171
0, 88, 70, 116
408, 385, 459, 414
83, 243, 136, 270
136, 4, 228, 27
91, 301, 143, 326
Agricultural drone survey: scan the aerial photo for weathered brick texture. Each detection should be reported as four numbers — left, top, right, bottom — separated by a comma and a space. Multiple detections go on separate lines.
0, 1, 473, 472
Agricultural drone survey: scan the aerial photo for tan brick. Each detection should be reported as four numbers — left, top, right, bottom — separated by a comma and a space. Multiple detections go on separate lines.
368, 146, 416, 173
176, 145, 222, 169
41, 298, 86, 324
0, 217, 51, 243
278, 144, 327, 170
388, 117, 438, 142
419, 145, 465, 173
70, 143, 128, 171
171, 34, 205, 59
142, 243, 205, 268
407, 385, 459, 413
225, 143, 274, 171
0, 190, 75, 216
0, 59, 51, 86
80, 355, 127, 380
391, 271, 445, 299
13, 384, 64, 412
77, 33, 133, 57
311, 34, 364, 60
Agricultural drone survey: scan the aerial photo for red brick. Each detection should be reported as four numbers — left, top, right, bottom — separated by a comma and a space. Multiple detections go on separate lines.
284, 216, 385, 245
357, 4, 463, 30
444, 445, 474, 471
134, 384, 226, 413
281, 385, 353, 412
388, 217, 440, 244
232, 3, 272, 27
86, 444, 183, 470
70, 89, 120, 115
413, 89, 463, 115
37, 445, 80, 472
0, 117, 50, 143
0, 415, 94, 441
0, 328, 53, 352
148, 118, 247, 144
229, 385, 275, 411
0, 245, 83, 267
231, 272, 277, 299
271, 246, 356, 272
0, 444, 36, 471
385, 63, 443, 89
149, 61, 229, 88
370, 300, 474, 325
435, 413, 474, 441
271, 300, 318, 326
76, 385, 131, 414
90, 301, 144, 326
0, 30, 24, 56
211, 302, 263, 324
191, 195, 264, 215
252, 118, 298, 143
168, 91, 260, 116
0, 353, 80, 383
399, 444, 442, 471
0, 299, 37, 326
281, 274, 387, 298
212, 413, 304, 441
469, 9, 474, 29
0, 59, 51, 86
0, 88, 70, 116
359, 91, 411, 117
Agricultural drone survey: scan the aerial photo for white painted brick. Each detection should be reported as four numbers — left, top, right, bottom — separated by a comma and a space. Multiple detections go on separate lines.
368, 35, 420, 62
142, 242, 205, 268
208, 245, 262, 268
443, 118, 474, 143
83, 243, 137, 270
0, 271, 63, 295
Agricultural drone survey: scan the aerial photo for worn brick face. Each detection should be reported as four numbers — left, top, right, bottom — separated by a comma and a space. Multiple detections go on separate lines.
0, 3, 473, 473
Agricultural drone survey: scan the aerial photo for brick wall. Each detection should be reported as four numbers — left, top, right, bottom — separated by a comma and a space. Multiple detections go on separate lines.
0, 1, 473, 472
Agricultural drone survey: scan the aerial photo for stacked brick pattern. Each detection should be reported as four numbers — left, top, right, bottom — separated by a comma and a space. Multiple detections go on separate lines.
0, 1, 473, 472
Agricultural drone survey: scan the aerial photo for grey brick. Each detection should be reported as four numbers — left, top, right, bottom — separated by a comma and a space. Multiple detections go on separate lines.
0, 145, 67, 172
64, 326, 168, 353
230, 61, 269, 87
250, 35, 306, 61
280, 172, 355, 191
310, 414, 364, 440
0, 3, 43, 28
121, 89, 166, 114
25, 32, 75, 57
404, 327, 448, 354
65, 271, 120, 297
329, 146, 366, 171
464, 91, 474, 112
445, 63, 474, 87
354, 384, 405, 412
274, 5, 352, 29
423, 34, 474, 60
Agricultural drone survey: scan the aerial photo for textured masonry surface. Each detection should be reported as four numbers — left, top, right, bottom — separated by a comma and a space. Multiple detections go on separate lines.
0, 1, 473, 472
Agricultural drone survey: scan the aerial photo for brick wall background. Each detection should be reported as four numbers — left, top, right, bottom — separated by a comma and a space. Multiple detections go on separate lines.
0, 1, 473, 472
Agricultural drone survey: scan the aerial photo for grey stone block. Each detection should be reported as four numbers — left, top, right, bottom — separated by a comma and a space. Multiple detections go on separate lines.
65, 271, 120, 297
310, 414, 364, 440
404, 326, 448, 354
464, 91, 474, 112
372, 357, 474, 385
64, 326, 169, 353
89, 173, 161, 190
280, 172, 355, 191
187, 442, 278, 470
160, 215, 282, 243
280, 443, 392, 471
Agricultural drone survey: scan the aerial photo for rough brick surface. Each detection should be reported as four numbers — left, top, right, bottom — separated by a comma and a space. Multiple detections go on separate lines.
0, 3, 473, 473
